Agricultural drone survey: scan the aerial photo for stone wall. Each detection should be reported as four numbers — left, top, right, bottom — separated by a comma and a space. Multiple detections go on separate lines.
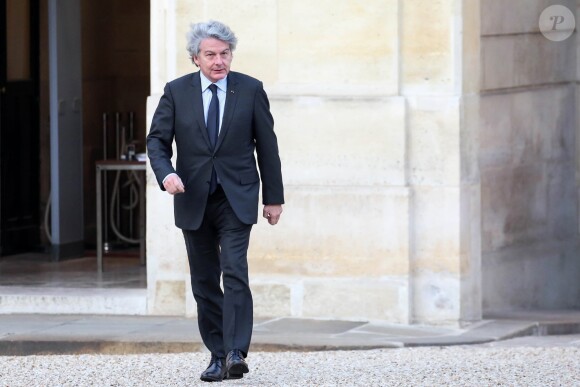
145, 0, 477, 325
480, 0, 580, 313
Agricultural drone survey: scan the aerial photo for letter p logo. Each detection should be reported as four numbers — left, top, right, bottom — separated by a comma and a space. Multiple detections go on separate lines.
550, 15, 566, 31
540, 5, 576, 42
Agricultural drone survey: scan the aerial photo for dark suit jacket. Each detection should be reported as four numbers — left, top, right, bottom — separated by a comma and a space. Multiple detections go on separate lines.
147, 71, 284, 230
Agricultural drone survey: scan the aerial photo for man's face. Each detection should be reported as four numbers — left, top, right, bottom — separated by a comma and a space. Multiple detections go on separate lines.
193, 38, 233, 83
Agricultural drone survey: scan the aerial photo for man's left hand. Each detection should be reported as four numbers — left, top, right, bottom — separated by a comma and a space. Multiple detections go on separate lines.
263, 205, 283, 226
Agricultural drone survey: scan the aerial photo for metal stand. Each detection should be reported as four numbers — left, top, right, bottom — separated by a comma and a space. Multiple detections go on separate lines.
96, 160, 146, 273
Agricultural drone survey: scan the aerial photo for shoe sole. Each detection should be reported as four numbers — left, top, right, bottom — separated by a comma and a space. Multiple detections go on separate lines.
228, 362, 249, 375
200, 376, 223, 382
225, 372, 243, 380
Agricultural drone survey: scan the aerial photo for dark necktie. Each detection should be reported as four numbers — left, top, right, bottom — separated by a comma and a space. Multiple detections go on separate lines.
207, 84, 219, 194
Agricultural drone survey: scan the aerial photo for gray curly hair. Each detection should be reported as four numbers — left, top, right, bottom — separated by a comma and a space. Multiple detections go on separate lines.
186, 20, 238, 61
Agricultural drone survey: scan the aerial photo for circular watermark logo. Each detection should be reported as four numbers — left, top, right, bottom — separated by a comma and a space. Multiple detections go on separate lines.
539, 5, 576, 42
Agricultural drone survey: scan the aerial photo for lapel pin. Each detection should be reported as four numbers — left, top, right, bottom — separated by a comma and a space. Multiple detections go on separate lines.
231, 90, 235, 94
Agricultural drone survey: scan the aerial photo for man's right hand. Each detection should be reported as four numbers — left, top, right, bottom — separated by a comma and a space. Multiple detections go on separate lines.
163, 174, 185, 195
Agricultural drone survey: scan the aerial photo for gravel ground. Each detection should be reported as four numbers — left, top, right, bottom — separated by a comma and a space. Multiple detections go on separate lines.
0, 346, 579, 386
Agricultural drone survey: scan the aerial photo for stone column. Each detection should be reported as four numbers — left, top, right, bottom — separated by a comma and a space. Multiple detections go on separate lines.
577, 0, 580, 240
480, 0, 579, 313
48, 0, 84, 260
402, 0, 482, 324
145, 0, 192, 315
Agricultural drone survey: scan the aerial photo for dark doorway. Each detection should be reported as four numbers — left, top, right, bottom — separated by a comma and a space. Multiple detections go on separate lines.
0, 0, 41, 256
0, 0, 150, 264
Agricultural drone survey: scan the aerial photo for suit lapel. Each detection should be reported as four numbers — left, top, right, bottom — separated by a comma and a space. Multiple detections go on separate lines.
190, 72, 212, 149
215, 72, 239, 151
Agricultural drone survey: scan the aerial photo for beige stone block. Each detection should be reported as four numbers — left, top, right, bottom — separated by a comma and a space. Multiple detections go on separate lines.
460, 183, 482, 322
146, 186, 187, 269
578, 5, 580, 81
481, 165, 548, 252
183, 281, 292, 319
146, 86, 190, 318
0, 288, 147, 315
302, 278, 409, 323
185, 280, 196, 317
546, 163, 577, 241
483, 241, 580, 313
249, 186, 410, 277
146, 94, 188, 276
479, 93, 512, 168
577, 85, 580, 176
460, 95, 480, 183
278, 0, 398, 91
407, 96, 460, 186
412, 272, 460, 325
401, 0, 455, 93
481, 86, 575, 169
462, 0, 481, 94
175, 1, 203, 78
511, 87, 575, 164
201, 1, 278, 84
482, 86, 576, 252
150, 1, 203, 91
480, 37, 515, 92
412, 187, 461, 274
481, 34, 576, 91
251, 283, 292, 318
146, 94, 162, 129
460, 184, 482, 268
272, 96, 406, 186
150, 1, 167, 92
578, 86, 580, 239
150, 280, 187, 315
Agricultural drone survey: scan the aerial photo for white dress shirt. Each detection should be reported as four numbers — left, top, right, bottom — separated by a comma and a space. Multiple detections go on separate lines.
200, 71, 227, 132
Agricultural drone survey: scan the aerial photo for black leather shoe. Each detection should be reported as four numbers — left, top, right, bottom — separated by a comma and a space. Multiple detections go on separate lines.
226, 349, 249, 375
200, 355, 226, 382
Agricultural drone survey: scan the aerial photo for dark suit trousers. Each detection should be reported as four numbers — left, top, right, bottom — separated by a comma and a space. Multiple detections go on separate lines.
182, 186, 253, 358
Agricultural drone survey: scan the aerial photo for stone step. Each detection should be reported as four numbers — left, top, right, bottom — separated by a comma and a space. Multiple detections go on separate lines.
0, 287, 147, 315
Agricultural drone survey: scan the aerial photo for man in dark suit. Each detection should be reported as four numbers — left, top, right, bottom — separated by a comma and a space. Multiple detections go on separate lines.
146, 20, 284, 382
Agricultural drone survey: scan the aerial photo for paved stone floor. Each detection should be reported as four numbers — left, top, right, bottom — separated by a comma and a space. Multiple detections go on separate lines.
479, 333, 580, 348
1, 311, 580, 359
0, 253, 146, 289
